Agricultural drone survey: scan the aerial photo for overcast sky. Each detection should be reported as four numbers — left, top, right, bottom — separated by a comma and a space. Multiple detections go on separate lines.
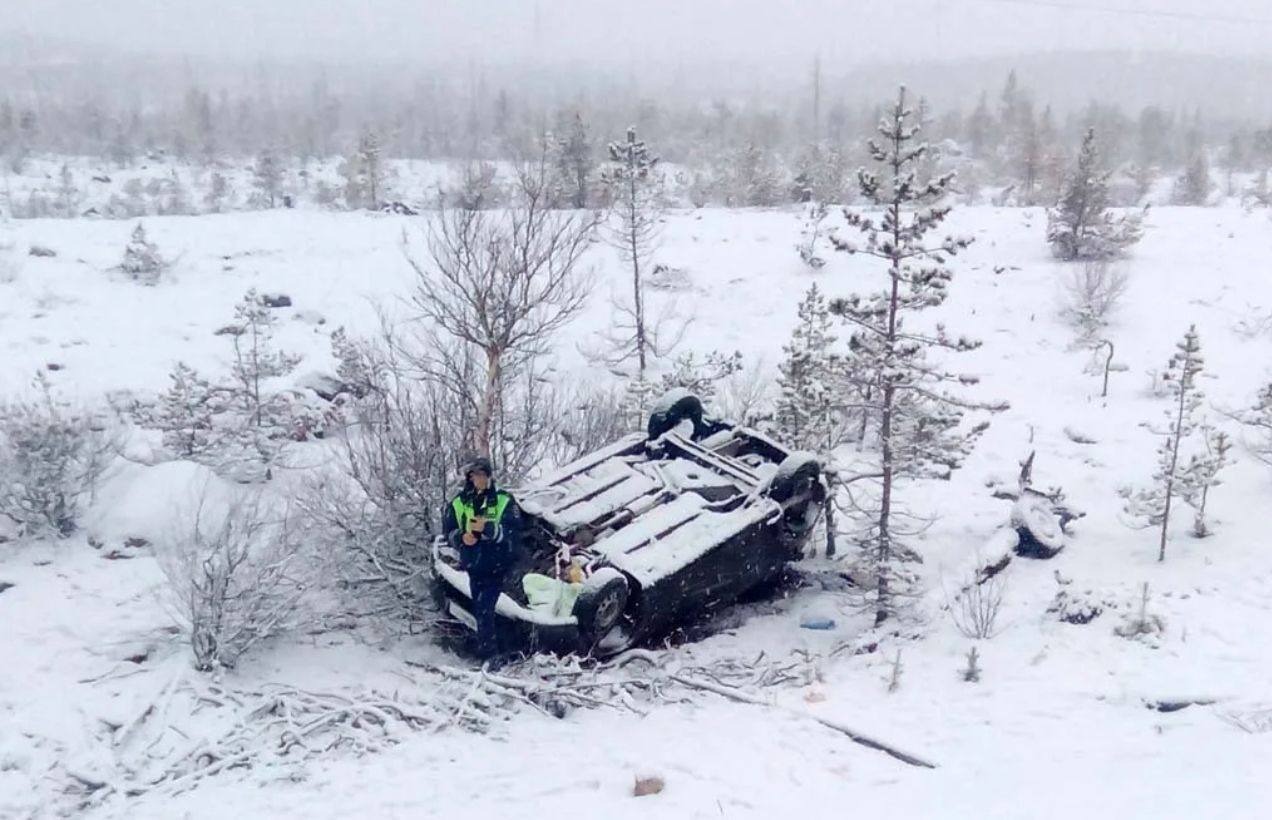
4, 0, 1272, 69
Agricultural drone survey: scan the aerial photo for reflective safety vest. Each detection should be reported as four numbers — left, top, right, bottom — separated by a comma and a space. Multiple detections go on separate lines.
452, 491, 511, 537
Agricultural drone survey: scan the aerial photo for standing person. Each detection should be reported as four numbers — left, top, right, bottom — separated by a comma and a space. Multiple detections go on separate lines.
442, 457, 521, 661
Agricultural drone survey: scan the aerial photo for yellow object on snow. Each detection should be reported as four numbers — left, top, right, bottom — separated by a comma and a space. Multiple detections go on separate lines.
522, 573, 583, 618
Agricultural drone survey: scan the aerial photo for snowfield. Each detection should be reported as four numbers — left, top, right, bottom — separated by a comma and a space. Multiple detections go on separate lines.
3, 204, 1272, 819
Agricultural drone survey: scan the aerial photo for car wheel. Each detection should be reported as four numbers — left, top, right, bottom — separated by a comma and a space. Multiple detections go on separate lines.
768, 453, 823, 502
775, 497, 821, 557
647, 389, 705, 440
575, 572, 630, 644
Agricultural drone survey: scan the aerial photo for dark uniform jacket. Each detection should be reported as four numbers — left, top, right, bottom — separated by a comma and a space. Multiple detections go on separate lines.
441, 479, 522, 577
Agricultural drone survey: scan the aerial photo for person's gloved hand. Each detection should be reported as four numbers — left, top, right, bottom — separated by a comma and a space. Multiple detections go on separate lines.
462, 531, 477, 546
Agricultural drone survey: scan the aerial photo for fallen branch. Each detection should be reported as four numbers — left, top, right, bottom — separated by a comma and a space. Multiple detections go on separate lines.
669, 673, 938, 769
79, 645, 927, 810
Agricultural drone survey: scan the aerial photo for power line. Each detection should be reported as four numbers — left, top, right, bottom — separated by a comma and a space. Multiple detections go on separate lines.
970, 0, 1272, 26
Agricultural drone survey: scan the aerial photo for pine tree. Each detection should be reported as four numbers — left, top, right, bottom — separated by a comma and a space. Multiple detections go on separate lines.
1244, 383, 1272, 464
791, 151, 816, 204
339, 129, 385, 210
357, 129, 384, 209
774, 284, 847, 452
725, 143, 781, 207
1047, 128, 1145, 261
122, 178, 148, 217
1247, 168, 1271, 207
253, 149, 284, 208
830, 86, 1001, 626
619, 374, 659, 432
226, 289, 304, 474
603, 127, 667, 377
1222, 135, 1245, 196
997, 70, 1029, 178
1137, 106, 1173, 171
1123, 326, 1211, 561
119, 223, 168, 285
1036, 105, 1064, 202
1173, 151, 1212, 206
137, 362, 220, 458
56, 163, 77, 216
1180, 426, 1231, 538
556, 112, 594, 209
999, 70, 1021, 132
796, 202, 829, 269
966, 92, 994, 161
1005, 99, 1043, 205
164, 170, 192, 216
204, 172, 231, 213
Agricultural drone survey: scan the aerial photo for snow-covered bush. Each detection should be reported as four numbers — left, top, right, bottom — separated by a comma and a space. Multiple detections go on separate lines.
1113, 582, 1165, 644
0, 215, 20, 284
444, 162, 504, 210
1058, 261, 1129, 345
131, 292, 317, 480
1240, 383, 1272, 465
614, 349, 743, 431
948, 566, 1007, 640
299, 330, 467, 623
556, 384, 633, 463
715, 143, 783, 207
1244, 169, 1271, 208
1047, 583, 1107, 625
656, 350, 743, 408
715, 362, 773, 430
160, 487, 307, 671
0, 378, 114, 539
118, 222, 168, 285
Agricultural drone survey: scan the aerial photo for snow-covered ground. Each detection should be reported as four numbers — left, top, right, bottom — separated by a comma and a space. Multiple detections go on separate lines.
3, 204, 1272, 819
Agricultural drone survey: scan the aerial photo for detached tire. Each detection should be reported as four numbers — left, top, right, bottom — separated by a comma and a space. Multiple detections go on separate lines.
647, 389, 705, 440
1012, 490, 1065, 558
574, 570, 629, 645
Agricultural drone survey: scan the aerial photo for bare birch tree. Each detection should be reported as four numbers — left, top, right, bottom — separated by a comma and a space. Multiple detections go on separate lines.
406, 159, 597, 459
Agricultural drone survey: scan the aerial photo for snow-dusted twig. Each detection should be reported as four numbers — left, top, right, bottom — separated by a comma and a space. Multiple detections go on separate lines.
667, 671, 937, 769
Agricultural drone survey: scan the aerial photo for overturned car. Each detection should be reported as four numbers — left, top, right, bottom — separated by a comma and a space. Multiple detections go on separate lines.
430, 390, 827, 656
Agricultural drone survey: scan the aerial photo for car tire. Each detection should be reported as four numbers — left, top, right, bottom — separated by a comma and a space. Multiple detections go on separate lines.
647, 389, 705, 440
574, 572, 630, 644
767, 453, 823, 502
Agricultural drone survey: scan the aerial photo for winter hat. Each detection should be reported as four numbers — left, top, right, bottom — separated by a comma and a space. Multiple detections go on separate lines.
462, 456, 495, 479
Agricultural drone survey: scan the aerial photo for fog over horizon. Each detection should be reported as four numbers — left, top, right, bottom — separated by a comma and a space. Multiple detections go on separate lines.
5, 0, 1272, 71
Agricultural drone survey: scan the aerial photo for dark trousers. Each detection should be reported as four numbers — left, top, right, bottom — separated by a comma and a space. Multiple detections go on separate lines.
468, 571, 503, 659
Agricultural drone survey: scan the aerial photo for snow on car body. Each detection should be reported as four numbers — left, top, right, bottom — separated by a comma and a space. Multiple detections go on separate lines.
431, 391, 826, 655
